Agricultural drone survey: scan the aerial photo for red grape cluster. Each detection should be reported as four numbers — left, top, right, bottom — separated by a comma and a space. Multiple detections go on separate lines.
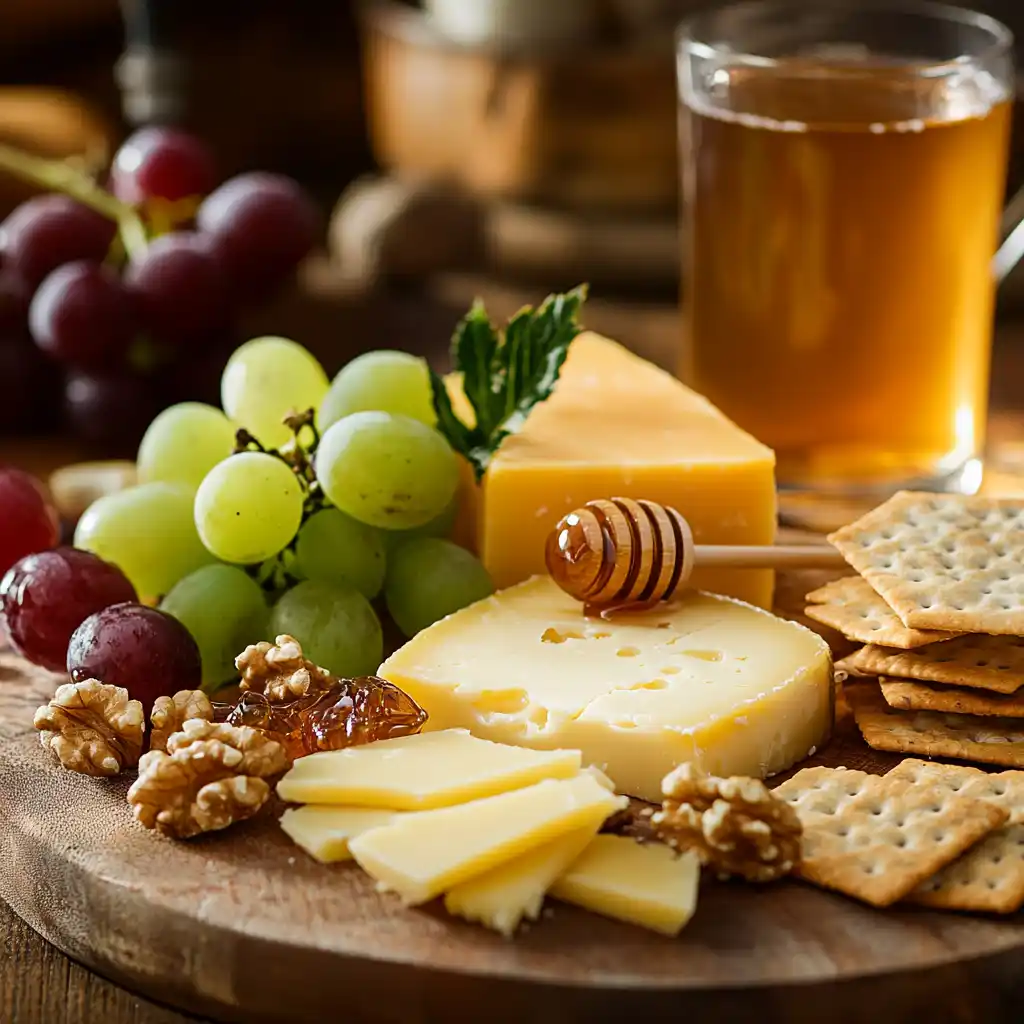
0, 127, 317, 449
0, 464, 201, 708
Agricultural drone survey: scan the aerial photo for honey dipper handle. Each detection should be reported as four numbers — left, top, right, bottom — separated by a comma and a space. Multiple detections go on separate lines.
693, 544, 847, 570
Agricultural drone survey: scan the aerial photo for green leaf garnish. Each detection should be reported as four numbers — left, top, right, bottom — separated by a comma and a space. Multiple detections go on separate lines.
430, 285, 588, 481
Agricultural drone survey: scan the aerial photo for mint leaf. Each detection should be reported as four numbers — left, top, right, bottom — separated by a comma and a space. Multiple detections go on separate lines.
430, 285, 587, 481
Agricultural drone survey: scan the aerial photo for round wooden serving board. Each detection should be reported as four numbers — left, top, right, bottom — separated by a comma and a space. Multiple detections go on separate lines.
3, 589, 1024, 1023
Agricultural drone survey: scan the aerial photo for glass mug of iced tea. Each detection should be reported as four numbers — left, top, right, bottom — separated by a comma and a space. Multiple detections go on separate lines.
677, 0, 1014, 503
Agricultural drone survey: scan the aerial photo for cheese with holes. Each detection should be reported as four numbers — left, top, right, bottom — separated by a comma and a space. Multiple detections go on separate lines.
276, 729, 581, 809
279, 806, 400, 863
443, 825, 598, 936
449, 332, 776, 607
550, 834, 701, 935
348, 771, 625, 905
379, 576, 832, 801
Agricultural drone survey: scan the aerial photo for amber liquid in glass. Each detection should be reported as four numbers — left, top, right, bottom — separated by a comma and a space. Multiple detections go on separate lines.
680, 67, 1012, 493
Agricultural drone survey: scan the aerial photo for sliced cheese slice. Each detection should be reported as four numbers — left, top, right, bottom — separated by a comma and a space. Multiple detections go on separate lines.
443, 825, 598, 937
276, 728, 582, 809
550, 834, 701, 936
380, 576, 833, 801
279, 806, 399, 864
348, 772, 625, 905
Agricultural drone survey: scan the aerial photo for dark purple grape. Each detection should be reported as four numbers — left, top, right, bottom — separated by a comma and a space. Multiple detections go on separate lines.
67, 602, 201, 710
196, 172, 317, 299
162, 331, 236, 405
0, 337, 61, 434
0, 270, 30, 337
0, 467, 59, 577
0, 195, 116, 290
29, 261, 135, 369
110, 127, 218, 206
63, 371, 161, 453
124, 232, 230, 345
1, 547, 137, 670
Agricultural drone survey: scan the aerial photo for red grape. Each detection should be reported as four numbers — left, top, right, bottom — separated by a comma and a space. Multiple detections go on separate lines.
1, 547, 137, 670
196, 172, 317, 298
0, 338, 61, 434
64, 371, 161, 453
0, 195, 116, 290
67, 602, 201, 710
30, 261, 135, 369
0, 468, 59, 576
0, 270, 29, 335
124, 232, 230, 345
110, 126, 218, 206
163, 330, 236, 405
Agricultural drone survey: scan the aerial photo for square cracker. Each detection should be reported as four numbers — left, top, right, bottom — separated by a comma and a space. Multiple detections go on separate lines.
773, 766, 1006, 907
805, 576, 956, 649
848, 635, 1024, 695
834, 652, 872, 677
827, 491, 1024, 634
880, 678, 1024, 718
887, 759, 1024, 913
847, 682, 1024, 768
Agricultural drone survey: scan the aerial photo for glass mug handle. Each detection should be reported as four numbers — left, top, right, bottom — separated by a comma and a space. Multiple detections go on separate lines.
995, 181, 1024, 282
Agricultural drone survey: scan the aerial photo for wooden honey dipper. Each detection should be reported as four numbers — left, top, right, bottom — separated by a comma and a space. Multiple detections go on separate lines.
545, 497, 846, 609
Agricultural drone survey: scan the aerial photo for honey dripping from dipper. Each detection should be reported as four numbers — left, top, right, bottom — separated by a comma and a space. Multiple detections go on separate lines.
545, 498, 694, 616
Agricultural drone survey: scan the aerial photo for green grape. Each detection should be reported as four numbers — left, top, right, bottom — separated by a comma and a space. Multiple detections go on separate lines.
386, 538, 493, 637
194, 452, 304, 564
316, 411, 458, 530
294, 508, 386, 599
220, 336, 328, 448
160, 564, 268, 689
137, 402, 237, 491
75, 482, 217, 600
384, 493, 459, 552
318, 350, 435, 432
269, 579, 382, 677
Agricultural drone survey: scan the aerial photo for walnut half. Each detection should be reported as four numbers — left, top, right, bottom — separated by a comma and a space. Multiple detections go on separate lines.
653, 763, 802, 883
127, 719, 289, 840
236, 634, 334, 703
34, 681, 144, 777
150, 690, 214, 753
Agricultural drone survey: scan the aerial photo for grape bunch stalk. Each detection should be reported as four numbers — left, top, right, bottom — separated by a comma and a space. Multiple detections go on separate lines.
0, 126, 317, 448
1, 288, 586, 724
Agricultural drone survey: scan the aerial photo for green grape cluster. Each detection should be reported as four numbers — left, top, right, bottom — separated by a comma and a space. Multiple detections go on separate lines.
75, 337, 494, 691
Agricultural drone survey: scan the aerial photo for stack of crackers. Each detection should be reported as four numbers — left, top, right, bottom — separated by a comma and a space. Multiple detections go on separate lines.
776, 761, 1024, 913
806, 491, 1024, 769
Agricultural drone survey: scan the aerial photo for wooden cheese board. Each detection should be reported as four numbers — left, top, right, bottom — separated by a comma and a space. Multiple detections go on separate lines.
3, 561, 1024, 1023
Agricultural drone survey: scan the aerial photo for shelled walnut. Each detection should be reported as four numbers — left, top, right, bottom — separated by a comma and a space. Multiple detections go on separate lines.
127, 719, 289, 840
236, 634, 334, 703
34, 680, 144, 777
653, 763, 802, 883
150, 690, 214, 753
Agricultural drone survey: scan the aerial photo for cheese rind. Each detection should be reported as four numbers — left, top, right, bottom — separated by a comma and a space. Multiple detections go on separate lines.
380, 576, 833, 802
443, 825, 598, 937
550, 835, 701, 936
279, 806, 399, 863
276, 728, 582, 809
448, 332, 777, 607
347, 773, 625, 905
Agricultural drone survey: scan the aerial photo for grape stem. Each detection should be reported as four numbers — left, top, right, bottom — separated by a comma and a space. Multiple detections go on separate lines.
0, 142, 149, 259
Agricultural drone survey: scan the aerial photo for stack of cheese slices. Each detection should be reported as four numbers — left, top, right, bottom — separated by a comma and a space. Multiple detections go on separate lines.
277, 729, 701, 937
804, 491, 1024, 769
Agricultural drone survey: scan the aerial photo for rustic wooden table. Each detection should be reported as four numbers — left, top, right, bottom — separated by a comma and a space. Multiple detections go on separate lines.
3, 298, 1024, 1024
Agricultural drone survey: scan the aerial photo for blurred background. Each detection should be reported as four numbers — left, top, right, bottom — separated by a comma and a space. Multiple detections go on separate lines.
1, 0, 1022, 452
